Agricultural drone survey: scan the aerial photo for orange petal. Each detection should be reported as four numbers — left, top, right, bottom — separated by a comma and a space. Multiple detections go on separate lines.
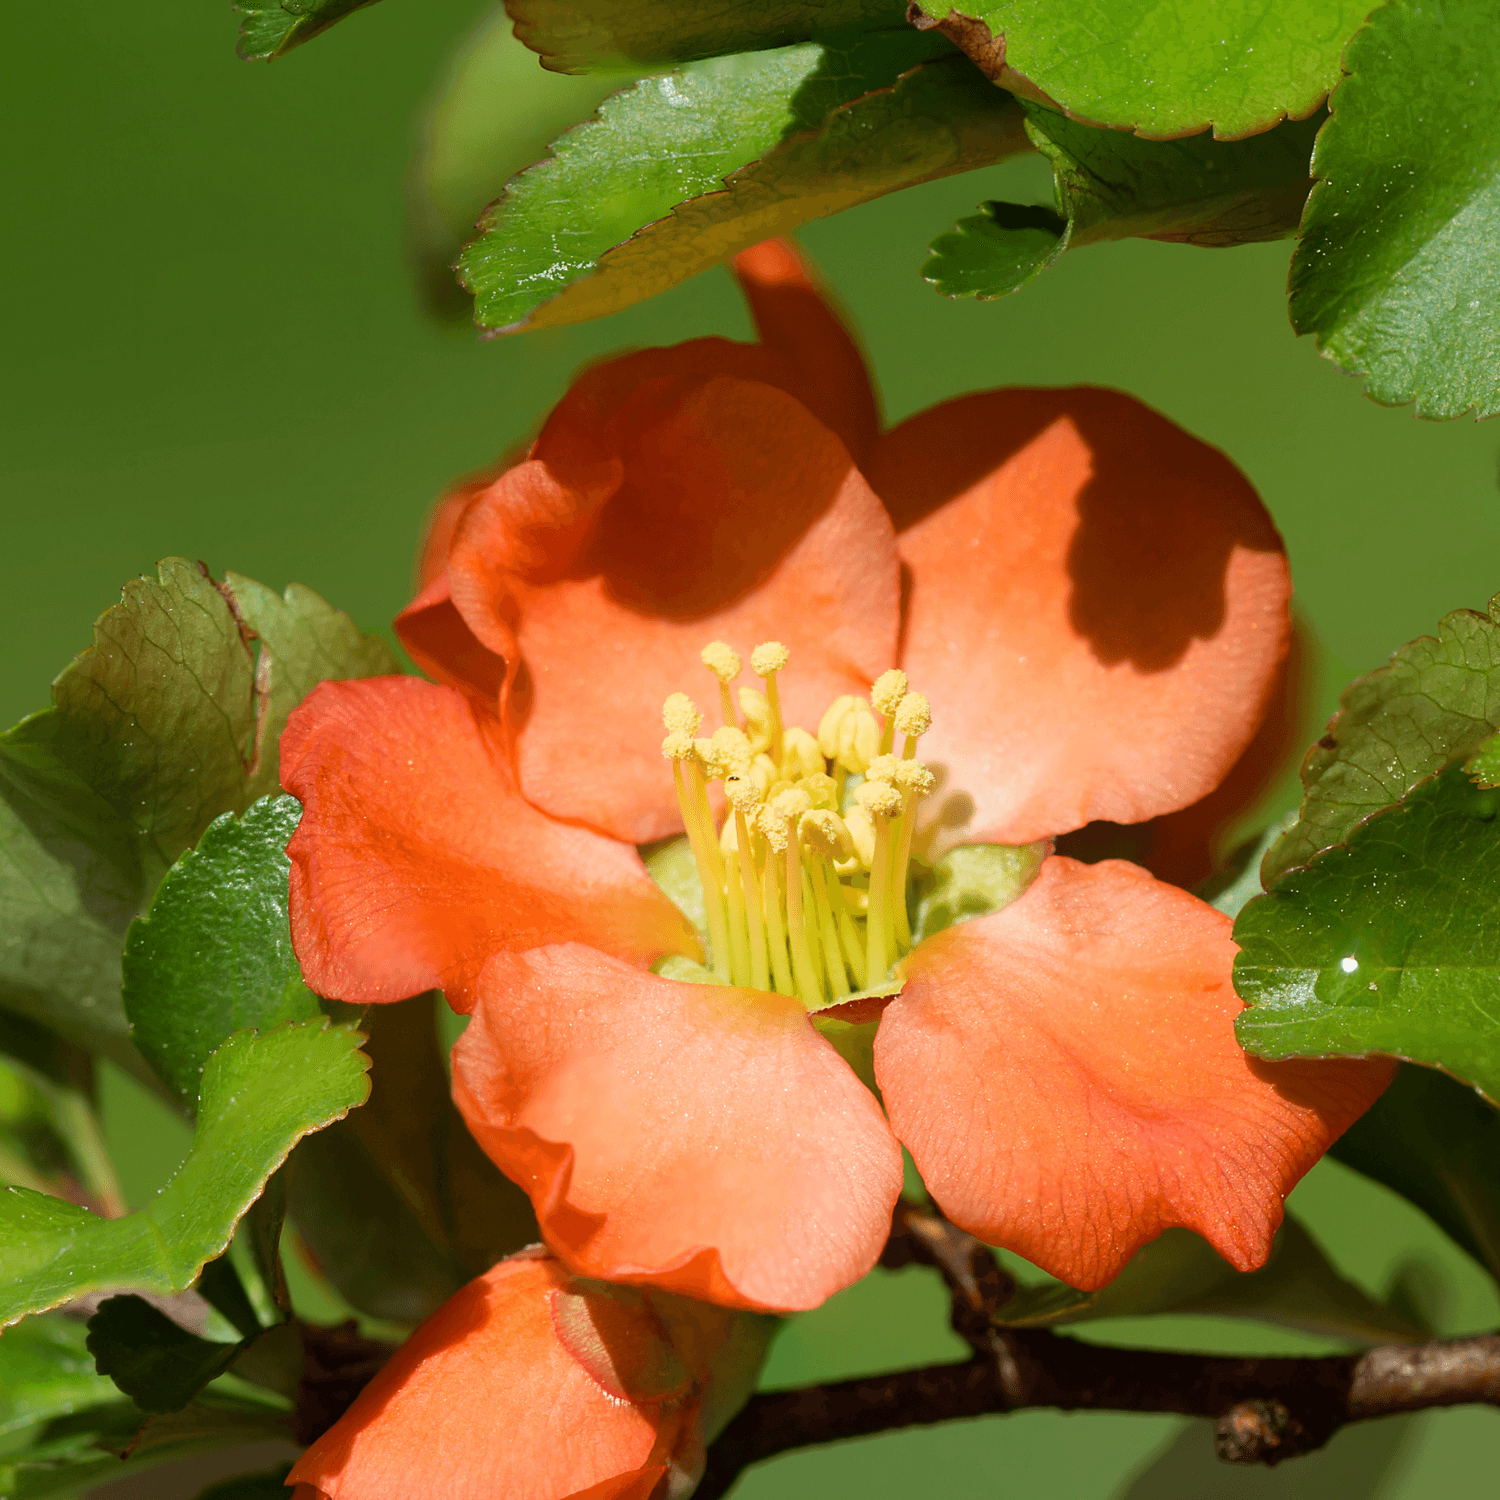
732, 238, 881, 461
396, 571, 505, 701
869, 389, 1291, 846
287, 1255, 669, 1500
876, 856, 1392, 1290
281, 678, 696, 1010
452, 944, 903, 1311
448, 375, 900, 844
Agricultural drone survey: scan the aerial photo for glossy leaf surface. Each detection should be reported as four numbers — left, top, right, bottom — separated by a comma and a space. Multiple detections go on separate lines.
459, 37, 1026, 332
1236, 766, 1500, 1103
1329, 1061, 1500, 1281
0, 1019, 369, 1327
1289, 0, 1500, 418
915, 0, 1368, 139
123, 797, 317, 1112
925, 107, 1318, 300
0, 1314, 119, 1440
1265, 595, 1500, 883
508, 0, 908, 73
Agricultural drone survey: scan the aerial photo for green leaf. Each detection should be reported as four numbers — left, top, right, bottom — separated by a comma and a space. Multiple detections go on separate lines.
924, 106, 1318, 301
1235, 764, 1500, 1102
122, 797, 318, 1112
0, 1393, 292, 1500
1329, 1062, 1500, 1281
911, 841, 1048, 942
999, 1215, 1420, 1345
0, 1315, 119, 1440
85, 1298, 242, 1416
508, 0, 907, 74
913, 0, 1368, 139
0, 562, 395, 1066
1265, 594, 1500, 883
235, 0, 382, 61
0, 1019, 370, 1328
458, 37, 1027, 333
1467, 731, 1500, 790
1289, 0, 1500, 419
194, 1470, 294, 1500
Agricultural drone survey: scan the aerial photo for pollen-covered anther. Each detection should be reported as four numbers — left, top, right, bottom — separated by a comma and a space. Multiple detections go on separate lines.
710, 725, 753, 777
739, 688, 772, 753
800, 809, 852, 860
724, 775, 764, 812
756, 804, 790, 851
864, 754, 898, 785
701, 642, 742, 684
772, 787, 812, 822
751, 641, 789, 677
661, 692, 703, 736
855, 780, 902, 819
894, 758, 936, 797
894, 692, 931, 739
870, 669, 908, 719
661, 730, 696, 761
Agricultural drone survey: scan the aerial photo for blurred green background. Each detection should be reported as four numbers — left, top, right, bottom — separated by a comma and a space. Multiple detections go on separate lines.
5, 2, 1499, 1495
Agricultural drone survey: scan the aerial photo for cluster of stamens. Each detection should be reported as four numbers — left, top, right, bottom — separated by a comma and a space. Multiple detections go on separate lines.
662, 642, 934, 1009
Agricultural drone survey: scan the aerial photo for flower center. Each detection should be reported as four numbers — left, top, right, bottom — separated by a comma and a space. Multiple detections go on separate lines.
660, 641, 934, 1009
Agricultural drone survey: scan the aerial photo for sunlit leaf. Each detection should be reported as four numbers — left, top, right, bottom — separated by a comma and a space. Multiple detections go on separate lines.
1289, 0, 1500, 418
1236, 765, 1500, 1103
236, 0, 383, 61
0, 1019, 369, 1328
912, 0, 1367, 139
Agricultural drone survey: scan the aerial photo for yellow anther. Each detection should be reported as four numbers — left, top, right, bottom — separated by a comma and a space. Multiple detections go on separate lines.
799, 772, 839, 810
894, 692, 931, 739
661, 730, 696, 761
739, 687, 772, 753
842, 804, 876, 868
749, 754, 778, 794
817, 696, 879, 773
855, 780, 902, 819
781, 726, 823, 780
757, 803, 790, 852
751, 641, 790, 677
724, 774, 763, 812
661, 693, 702, 735
870, 669, 907, 718
800, 809, 852, 860
701, 642, 741, 684
772, 787, 812, 821
710, 725, 753, 777
894, 758, 935, 797
693, 736, 721, 775
865, 754, 898, 785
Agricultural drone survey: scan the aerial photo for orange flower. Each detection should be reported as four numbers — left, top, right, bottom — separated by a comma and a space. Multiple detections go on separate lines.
287, 1248, 773, 1500
282, 239, 1392, 1309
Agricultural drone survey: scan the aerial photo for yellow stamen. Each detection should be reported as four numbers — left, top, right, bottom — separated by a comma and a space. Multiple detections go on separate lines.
890, 758, 935, 950
865, 753, 898, 785
725, 777, 770, 993
756, 808, 795, 995
800, 771, 839, 810
871, 668, 907, 755
784, 835, 823, 1009
738, 688, 771, 755
825, 854, 867, 988
664, 735, 730, 980
710, 725, 753, 778
857, 781, 901, 983
818, 696, 879, 774
802, 822, 850, 999
895, 692, 931, 759
661, 693, 703, 736
702, 641, 742, 727
781, 726, 823, 780
751, 641, 788, 765
724, 845, 751, 986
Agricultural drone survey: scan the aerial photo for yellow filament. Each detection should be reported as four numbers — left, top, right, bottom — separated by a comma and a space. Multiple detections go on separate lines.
890, 759, 934, 952
784, 839, 822, 1009
801, 866, 824, 993
824, 855, 867, 988
724, 850, 751, 987
733, 807, 770, 993
865, 810, 894, 984
872, 668, 907, 755
702, 642, 741, 727
807, 855, 850, 998
672, 761, 731, 982
761, 838, 795, 995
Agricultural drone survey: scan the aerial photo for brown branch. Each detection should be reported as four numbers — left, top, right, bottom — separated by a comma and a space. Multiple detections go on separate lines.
696, 1205, 1500, 1499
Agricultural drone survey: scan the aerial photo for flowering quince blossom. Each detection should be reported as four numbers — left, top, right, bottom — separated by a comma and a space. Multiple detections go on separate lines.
282, 237, 1394, 1321
286, 1247, 773, 1500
